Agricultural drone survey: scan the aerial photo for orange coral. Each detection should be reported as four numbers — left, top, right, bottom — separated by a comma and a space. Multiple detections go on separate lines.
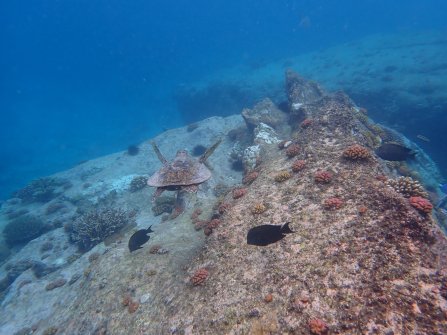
232, 187, 247, 199
315, 171, 332, 183
323, 197, 343, 210
191, 268, 209, 286
217, 202, 230, 214
291, 160, 306, 172
342, 144, 370, 160
274, 170, 292, 182
285, 143, 300, 158
309, 318, 328, 335
409, 196, 433, 214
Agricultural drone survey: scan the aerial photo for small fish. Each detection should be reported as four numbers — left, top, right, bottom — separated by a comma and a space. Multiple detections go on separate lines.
247, 222, 294, 246
416, 134, 430, 142
375, 143, 415, 161
128, 226, 154, 252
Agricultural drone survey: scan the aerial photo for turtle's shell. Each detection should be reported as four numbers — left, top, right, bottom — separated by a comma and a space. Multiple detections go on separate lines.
147, 150, 212, 187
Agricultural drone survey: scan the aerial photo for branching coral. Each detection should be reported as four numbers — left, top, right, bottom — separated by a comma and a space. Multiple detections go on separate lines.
243, 171, 259, 185
386, 177, 428, 198
314, 171, 333, 183
232, 188, 247, 199
342, 144, 370, 160
191, 268, 209, 286
285, 144, 300, 158
291, 160, 306, 172
70, 208, 136, 250
323, 197, 343, 210
3, 215, 47, 247
274, 170, 292, 182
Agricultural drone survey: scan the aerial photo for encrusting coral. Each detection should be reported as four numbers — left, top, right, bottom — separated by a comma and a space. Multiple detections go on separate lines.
409, 196, 433, 214
386, 176, 428, 198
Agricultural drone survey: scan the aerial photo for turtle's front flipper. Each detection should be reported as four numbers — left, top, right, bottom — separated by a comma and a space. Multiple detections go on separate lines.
200, 138, 222, 163
151, 141, 168, 165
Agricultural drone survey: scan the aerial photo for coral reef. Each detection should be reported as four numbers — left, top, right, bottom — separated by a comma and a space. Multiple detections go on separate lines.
274, 170, 292, 182
129, 176, 148, 192
13, 177, 68, 203
285, 143, 300, 158
3, 215, 47, 247
386, 176, 428, 198
70, 208, 136, 250
323, 197, 344, 210
314, 171, 333, 183
291, 159, 306, 172
232, 188, 247, 199
342, 144, 371, 160
190, 268, 209, 286
409, 196, 433, 214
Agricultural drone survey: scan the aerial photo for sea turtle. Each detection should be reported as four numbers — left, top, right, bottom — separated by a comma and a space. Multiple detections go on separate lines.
147, 139, 222, 202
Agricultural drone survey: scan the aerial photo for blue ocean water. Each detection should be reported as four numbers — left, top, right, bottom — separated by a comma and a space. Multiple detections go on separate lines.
1, 0, 446, 200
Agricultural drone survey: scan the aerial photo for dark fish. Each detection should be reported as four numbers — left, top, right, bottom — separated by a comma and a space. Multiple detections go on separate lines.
128, 226, 154, 252
247, 222, 294, 246
375, 143, 415, 161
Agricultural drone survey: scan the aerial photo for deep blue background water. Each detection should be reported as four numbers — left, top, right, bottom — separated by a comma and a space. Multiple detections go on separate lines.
1, 0, 446, 200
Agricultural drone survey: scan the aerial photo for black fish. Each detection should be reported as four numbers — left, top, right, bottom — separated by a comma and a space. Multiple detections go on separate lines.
247, 222, 294, 246
128, 226, 154, 252
375, 143, 415, 161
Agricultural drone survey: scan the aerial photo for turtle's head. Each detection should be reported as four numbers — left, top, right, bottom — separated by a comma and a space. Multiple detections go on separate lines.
176, 149, 189, 158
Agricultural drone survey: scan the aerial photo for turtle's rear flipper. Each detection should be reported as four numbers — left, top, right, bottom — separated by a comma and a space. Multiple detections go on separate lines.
200, 138, 222, 163
151, 141, 168, 165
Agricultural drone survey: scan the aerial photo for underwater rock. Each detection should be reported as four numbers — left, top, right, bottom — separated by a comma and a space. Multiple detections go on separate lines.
242, 98, 287, 132
32, 261, 60, 278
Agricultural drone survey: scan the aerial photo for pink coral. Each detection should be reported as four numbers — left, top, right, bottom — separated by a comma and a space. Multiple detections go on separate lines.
191, 268, 209, 286
232, 187, 247, 199
315, 171, 333, 183
323, 197, 343, 210
301, 118, 313, 128
308, 318, 328, 335
409, 196, 433, 214
291, 160, 306, 173
286, 143, 300, 158
243, 171, 259, 185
